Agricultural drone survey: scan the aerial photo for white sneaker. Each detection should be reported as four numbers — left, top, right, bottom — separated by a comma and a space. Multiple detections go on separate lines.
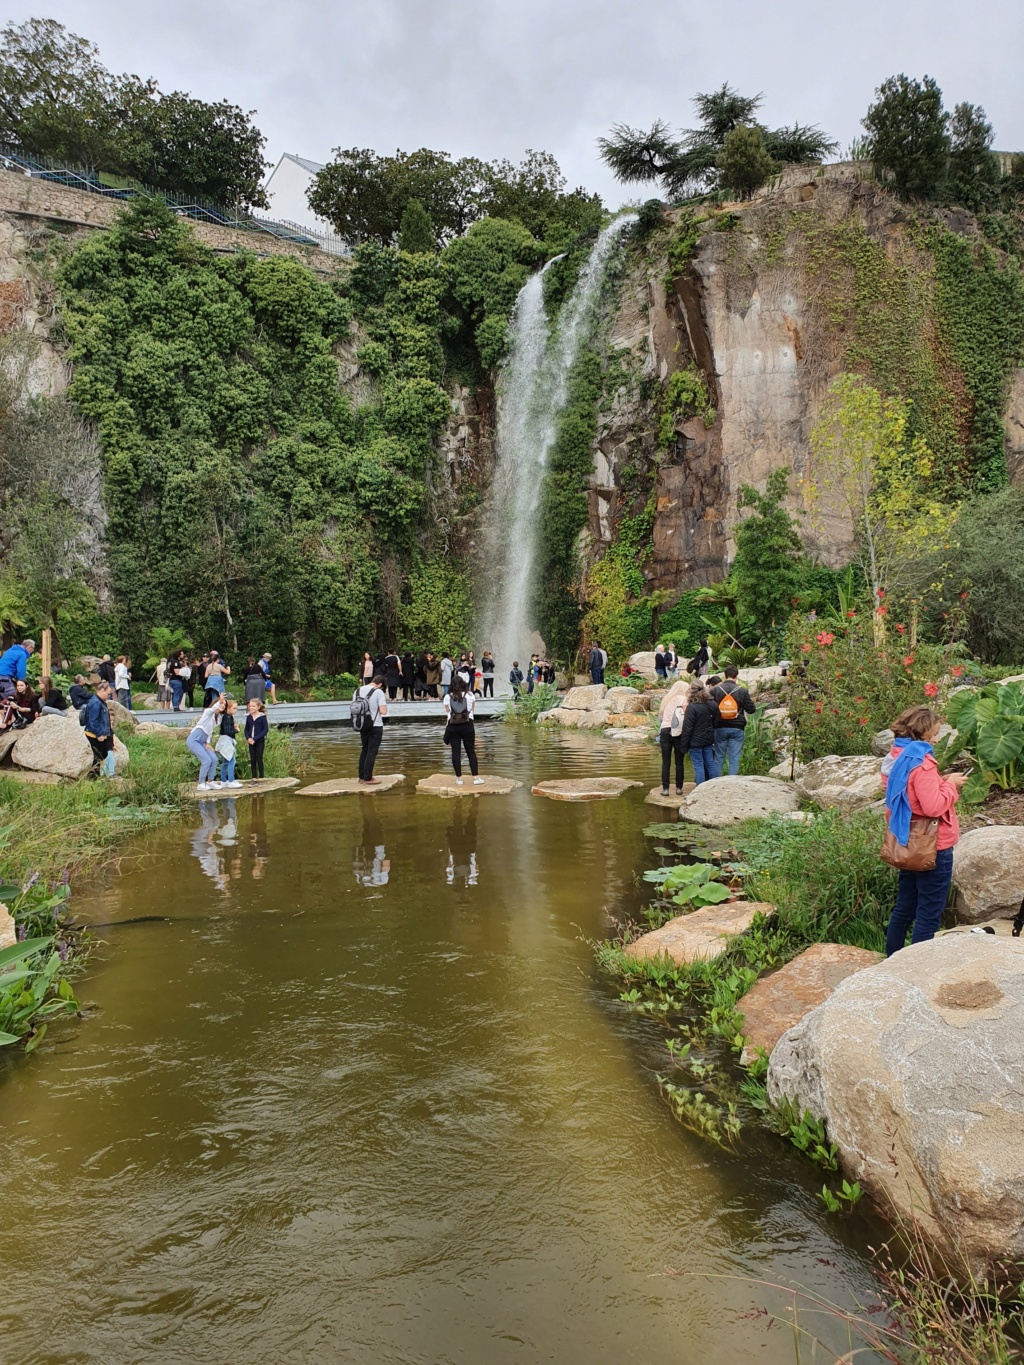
456, 777, 464, 786
211, 781, 223, 788
473, 777, 485, 785
197, 783, 209, 791
229, 780, 243, 788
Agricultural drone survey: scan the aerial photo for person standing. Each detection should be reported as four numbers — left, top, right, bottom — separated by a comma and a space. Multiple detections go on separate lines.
654, 644, 668, 681
203, 651, 230, 709
481, 651, 495, 698
424, 653, 441, 699
259, 652, 278, 706
361, 652, 374, 685
114, 655, 132, 709
0, 637, 35, 699
440, 652, 454, 698
168, 652, 187, 711
687, 639, 712, 678
456, 655, 472, 688
509, 660, 524, 696
443, 674, 484, 786
678, 681, 719, 785
183, 656, 197, 710
384, 649, 401, 702
187, 695, 226, 791
83, 681, 116, 777
666, 643, 679, 679
97, 654, 116, 689
711, 666, 757, 777
217, 699, 243, 788
657, 680, 690, 796
245, 699, 269, 778
401, 650, 415, 702
243, 657, 265, 705
155, 656, 171, 710
883, 706, 968, 955
355, 674, 387, 785
589, 641, 605, 686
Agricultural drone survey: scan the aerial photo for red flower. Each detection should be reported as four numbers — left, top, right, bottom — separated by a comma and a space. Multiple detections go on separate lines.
902, 655, 914, 667
816, 631, 835, 645
924, 682, 939, 698
876, 605, 888, 615
858, 717, 869, 725
847, 609, 857, 618
961, 591, 969, 600
814, 704, 822, 714
801, 642, 811, 653
951, 666, 964, 677
895, 623, 906, 634
876, 588, 885, 598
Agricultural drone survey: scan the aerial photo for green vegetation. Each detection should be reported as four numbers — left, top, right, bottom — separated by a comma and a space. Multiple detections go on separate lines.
501, 682, 559, 724
862, 74, 951, 197
0, 19, 269, 208
948, 680, 1024, 798
582, 503, 659, 665
717, 124, 776, 199
731, 468, 804, 634
0, 875, 82, 1051
657, 367, 715, 444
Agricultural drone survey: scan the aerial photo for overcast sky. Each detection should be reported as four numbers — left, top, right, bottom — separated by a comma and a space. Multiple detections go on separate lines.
8, 0, 1024, 203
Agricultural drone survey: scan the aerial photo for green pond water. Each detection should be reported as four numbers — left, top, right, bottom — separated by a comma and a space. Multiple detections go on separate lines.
0, 724, 883, 1363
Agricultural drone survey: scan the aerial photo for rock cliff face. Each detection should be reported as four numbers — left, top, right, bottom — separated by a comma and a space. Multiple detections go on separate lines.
587, 172, 1024, 598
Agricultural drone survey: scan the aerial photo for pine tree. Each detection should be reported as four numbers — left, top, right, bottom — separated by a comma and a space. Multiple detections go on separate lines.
717, 125, 776, 200
398, 198, 436, 254
731, 467, 805, 631
863, 74, 950, 197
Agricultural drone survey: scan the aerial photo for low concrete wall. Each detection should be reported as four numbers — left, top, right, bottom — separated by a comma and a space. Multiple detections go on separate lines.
0, 168, 344, 274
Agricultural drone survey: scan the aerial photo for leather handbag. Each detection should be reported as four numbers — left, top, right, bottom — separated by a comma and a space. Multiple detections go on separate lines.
881, 816, 939, 872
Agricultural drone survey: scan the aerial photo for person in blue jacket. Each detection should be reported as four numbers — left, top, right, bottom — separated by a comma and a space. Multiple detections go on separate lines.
83, 680, 116, 778
0, 638, 35, 699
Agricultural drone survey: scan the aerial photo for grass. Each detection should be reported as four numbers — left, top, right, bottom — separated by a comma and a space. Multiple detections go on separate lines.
0, 724, 296, 885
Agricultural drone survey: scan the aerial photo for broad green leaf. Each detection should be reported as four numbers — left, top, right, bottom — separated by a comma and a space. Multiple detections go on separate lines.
0, 1029, 21, 1046
998, 683, 1024, 717
0, 883, 21, 901
974, 697, 1001, 725
947, 690, 981, 740
694, 881, 732, 904
0, 937, 53, 971
961, 769, 991, 805
976, 716, 1024, 770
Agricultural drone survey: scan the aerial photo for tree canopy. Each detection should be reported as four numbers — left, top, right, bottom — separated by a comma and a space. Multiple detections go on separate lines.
0, 18, 269, 209
598, 84, 837, 199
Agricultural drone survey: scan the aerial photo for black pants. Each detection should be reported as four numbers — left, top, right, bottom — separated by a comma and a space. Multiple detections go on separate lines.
449, 724, 478, 778
185, 684, 195, 707
87, 734, 112, 775
203, 687, 219, 709
402, 683, 412, 701
660, 728, 684, 791
249, 738, 265, 778
387, 684, 398, 700
359, 726, 383, 780
482, 676, 493, 697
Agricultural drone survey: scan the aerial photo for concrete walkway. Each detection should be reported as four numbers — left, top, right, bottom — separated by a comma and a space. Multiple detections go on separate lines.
138, 698, 505, 728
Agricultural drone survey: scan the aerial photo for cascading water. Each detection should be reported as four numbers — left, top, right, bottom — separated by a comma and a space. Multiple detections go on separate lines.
479, 215, 637, 684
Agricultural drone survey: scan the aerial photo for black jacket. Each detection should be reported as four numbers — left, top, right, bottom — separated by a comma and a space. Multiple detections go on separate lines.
711, 680, 756, 728
68, 683, 90, 709
679, 699, 718, 750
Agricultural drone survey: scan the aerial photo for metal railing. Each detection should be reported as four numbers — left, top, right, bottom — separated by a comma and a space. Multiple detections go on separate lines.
0, 144, 349, 257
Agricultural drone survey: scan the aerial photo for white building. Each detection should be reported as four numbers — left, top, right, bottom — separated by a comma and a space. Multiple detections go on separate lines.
260, 153, 335, 240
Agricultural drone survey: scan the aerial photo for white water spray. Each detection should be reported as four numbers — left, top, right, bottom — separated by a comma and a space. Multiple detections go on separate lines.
479, 215, 637, 681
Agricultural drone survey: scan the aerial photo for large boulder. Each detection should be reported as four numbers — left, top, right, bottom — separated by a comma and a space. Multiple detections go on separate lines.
795, 755, 883, 814
0, 901, 15, 950
106, 697, 137, 729
11, 715, 128, 779
678, 775, 801, 826
562, 683, 607, 710
953, 826, 1024, 923
539, 707, 588, 728
575, 706, 614, 730
627, 651, 658, 680
767, 935, 1024, 1273
625, 901, 776, 966
768, 757, 806, 781
737, 943, 882, 1065
606, 712, 649, 729
607, 690, 648, 715
0, 729, 18, 764
871, 728, 895, 757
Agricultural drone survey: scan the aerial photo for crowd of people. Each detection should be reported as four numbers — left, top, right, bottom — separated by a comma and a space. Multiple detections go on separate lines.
656, 666, 757, 793
357, 649, 501, 701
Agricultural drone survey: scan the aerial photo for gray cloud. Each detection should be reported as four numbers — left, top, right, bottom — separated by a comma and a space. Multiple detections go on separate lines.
10, 0, 1024, 202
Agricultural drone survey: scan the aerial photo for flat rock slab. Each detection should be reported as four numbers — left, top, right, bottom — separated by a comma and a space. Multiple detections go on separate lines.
625, 901, 775, 966
532, 777, 642, 802
297, 774, 405, 796
795, 755, 883, 815
187, 777, 299, 800
679, 775, 801, 826
417, 773, 521, 797
645, 784, 696, 808
605, 728, 653, 743
0, 768, 62, 785
738, 942, 883, 1065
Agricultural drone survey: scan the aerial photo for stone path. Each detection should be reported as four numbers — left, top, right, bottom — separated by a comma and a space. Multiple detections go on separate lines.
187, 777, 299, 800
625, 901, 776, 966
531, 777, 642, 802
644, 784, 695, 808
416, 773, 521, 797
297, 774, 405, 796
139, 699, 503, 729
736, 942, 882, 1065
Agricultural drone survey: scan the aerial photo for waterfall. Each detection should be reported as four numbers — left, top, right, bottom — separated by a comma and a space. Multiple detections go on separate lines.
479, 215, 637, 684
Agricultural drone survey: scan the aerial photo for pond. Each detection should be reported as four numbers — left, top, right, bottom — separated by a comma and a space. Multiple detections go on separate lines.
0, 723, 882, 1362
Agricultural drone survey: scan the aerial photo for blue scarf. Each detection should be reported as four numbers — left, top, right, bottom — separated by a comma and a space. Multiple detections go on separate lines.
886, 740, 933, 846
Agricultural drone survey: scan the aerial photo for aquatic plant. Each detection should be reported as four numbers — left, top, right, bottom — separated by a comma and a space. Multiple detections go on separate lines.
0, 875, 83, 1051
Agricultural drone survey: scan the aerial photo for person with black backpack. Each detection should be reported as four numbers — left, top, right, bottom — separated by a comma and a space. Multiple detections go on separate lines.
443, 675, 484, 785
711, 665, 757, 776
352, 674, 387, 785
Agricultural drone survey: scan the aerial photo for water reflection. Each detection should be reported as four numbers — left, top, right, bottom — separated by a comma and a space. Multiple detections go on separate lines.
353, 806, 390, 887
190, 796, 270, 891
446, 802, 478, 887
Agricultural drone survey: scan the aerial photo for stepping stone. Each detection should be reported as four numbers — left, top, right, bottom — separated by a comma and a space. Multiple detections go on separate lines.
678, 775, 801, 827
532, 777, 642, 801
737, 942, 882, 1066
645, 784, 695, 808
297, 774, 405, 796
604, 728, 652, 743
187, 777, 299, 800
625, 901, 775, 966
417, 773, 521, 797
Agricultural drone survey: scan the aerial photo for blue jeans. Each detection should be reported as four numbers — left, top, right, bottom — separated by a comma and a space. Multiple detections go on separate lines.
885, 846, 954, 955
689, 746, 718, 784
170, 679, 184, 710
219, 754, 236, 783
186, 732, 218, 784
714, 726, 745, 776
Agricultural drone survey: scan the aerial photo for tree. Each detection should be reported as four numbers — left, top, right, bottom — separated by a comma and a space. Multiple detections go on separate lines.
807, 374, 956, 626
717, 125, 775, 199
862, 74, 950, 196
948, 102, 998, 212
731, 467, 805, 631
599, 83, 836, 199
398, 198, 436, 253
132, 90, 269, 209
8, 482, 94, 631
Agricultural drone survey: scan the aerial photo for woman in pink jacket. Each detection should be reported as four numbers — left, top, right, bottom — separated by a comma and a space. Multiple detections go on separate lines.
881, 705, 969, 955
